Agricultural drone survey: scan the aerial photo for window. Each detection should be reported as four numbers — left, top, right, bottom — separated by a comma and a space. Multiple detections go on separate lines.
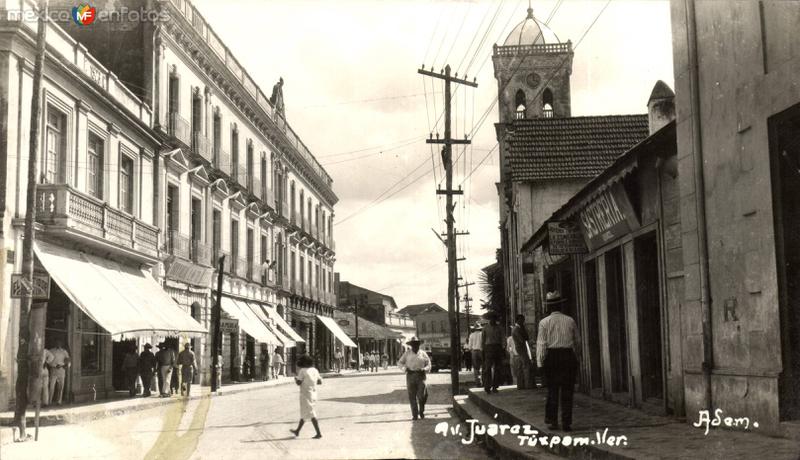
300, 190, 305, 223
168, 73, 180, 115
166, 185, 178, 245
119, 155, 134, 214
543, 88, 554, 118
246, 141, 254, 190
231, 127, 239, 179
80, 311, 102, 376
247, 228, 254, 278
212, 209, 221, 259
300, 255, 305, 282
230, 218, 239, 261
261, 158, 267, 198
191, 91, 202, 134
45, 106, 66, 184
191, 197, 202, 242
87, 133, 104, 199
213, 111, 221, 162
421, 322, 426, 333
260, 234, 268, 284
515, 89, 527, 120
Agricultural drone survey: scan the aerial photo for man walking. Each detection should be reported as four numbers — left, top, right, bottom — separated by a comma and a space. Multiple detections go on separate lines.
48, 340, 70, 405
536, 291, 581, 432
156, 343, 176, 397
397, 337, 431, 420
272, 349, 285, 378
481, 312, 505, 394
139, 343, 157, 397
178, 343, 197, 396
41, 347, 54, 406
512, 314, 533, 389
260, 347, 271, 381
121, 344, 140, 397
334, 348, 343, 373
468, 324, 483, 387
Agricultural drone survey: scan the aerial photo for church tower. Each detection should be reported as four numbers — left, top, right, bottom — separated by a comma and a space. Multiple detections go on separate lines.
492, 3, 573, 123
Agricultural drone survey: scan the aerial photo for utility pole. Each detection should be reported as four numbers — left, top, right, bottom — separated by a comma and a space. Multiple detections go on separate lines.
463, 284, 474, 329
14, 0, 48, 441
354, 296, 360, 371
419, 64, 477, 395
211, 255, 225, 393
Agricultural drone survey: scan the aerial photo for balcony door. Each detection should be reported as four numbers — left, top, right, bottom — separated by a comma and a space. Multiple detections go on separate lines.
166, 185, 178, 253
44, 107, 66, 184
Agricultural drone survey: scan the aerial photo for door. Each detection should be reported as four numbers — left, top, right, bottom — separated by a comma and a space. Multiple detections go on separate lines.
635, 232, 664, 403
585, 259, 603, 394
605, 247, 630, 397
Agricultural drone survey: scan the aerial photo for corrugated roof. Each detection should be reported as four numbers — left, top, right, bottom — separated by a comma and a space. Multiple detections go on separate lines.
507, 114, 649, 182
333, 311, 404, 340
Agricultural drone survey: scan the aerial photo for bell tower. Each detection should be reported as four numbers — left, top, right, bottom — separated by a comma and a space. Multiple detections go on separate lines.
492, 3, 573, 123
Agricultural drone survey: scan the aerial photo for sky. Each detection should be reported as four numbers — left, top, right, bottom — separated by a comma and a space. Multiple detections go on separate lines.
192, 0, 675, 311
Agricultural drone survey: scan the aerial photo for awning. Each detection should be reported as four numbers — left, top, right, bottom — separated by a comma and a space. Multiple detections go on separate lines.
33, 240, 206, 339
316, 315, 357, 348
263, 305, 305, 343
245, 302, 296, 348
220, 297, 279, 345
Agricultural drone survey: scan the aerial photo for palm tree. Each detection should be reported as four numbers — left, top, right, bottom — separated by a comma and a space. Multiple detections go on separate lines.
479, 251, 506, 323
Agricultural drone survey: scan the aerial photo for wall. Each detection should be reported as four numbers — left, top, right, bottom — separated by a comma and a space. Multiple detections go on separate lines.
670, 0, 800, 431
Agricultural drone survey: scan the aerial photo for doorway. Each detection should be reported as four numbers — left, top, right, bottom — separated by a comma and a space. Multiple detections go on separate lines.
635, 232, 664, 403
770, 104, 800, 421
585, 259, 603, 394
605, 247, 630, 399
112, 339, 136, 391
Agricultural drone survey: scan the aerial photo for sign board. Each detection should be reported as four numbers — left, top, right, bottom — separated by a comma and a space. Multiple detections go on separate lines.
337, 319, 350, 327
579, 182, 640, 251
547, 221, 587, 255
220, 318, 239, 334
10, 273, 50, 299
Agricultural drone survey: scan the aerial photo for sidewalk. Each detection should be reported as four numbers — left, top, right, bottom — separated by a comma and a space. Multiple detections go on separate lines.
453, 386, 800, 459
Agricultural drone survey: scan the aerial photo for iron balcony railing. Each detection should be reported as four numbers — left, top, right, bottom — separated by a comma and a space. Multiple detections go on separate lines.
168, 112, 191, 147
164, 230, 191, 259
215, 147, 231, 176
192, 131, 212, 162
234, 257, 248, 279
190, 239, 212, 267
252, 177, 262, 199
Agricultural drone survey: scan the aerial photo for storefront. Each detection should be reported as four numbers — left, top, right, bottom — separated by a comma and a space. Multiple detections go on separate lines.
524, 121, 684, 415
33, 239, 206, 404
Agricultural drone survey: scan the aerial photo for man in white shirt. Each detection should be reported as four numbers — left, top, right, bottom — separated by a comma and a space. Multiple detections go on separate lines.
467, 324, 483, 387
398, 336, 431, 420
536, 291, 581, 432
49, 340, 70, 405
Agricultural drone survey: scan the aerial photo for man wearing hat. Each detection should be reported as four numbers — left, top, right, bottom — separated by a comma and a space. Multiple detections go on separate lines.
467, 323, 483, 387
397, 336, 431, 420
481, 311, 505, 394
536, 291, 581, 431
139, 343, 157, 397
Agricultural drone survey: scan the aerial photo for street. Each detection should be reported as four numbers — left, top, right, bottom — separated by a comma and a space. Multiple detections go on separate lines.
2, 371, 489, 460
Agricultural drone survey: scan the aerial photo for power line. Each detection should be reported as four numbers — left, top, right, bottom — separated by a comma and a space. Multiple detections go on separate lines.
295, 92, 440, 110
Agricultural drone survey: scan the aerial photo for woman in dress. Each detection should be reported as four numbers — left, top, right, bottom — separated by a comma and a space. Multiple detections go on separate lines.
289, 354, 323, 439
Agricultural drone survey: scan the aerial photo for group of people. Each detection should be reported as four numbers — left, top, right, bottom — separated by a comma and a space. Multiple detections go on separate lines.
360, 351, 387, 372
235, 347, 285, 382
257, 347, 286, 381
464, 291, 581, 432
122, 342, 197, 398
38, 340, 70, 406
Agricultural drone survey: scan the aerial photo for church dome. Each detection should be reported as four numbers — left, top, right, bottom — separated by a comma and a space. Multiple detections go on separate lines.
503, 7, 560, 46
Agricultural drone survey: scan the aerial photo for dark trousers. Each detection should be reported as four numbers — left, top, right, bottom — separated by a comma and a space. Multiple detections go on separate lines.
406, 371, 428, 417
543, 348, 578, 427
125, 368, 138, 397
482, 344, 503, 392
141, 370, 154, 396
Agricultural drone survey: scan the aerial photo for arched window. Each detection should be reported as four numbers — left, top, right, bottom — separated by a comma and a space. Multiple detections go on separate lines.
514, 89, 527, 119
543, 88, 554, 118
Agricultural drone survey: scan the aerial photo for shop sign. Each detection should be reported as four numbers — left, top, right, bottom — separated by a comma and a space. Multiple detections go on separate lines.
337, 319, 350, 327
547, 221, 587, 255
579, 182, 640, 251
220, 318, 238, 334
10, 273, 50, 299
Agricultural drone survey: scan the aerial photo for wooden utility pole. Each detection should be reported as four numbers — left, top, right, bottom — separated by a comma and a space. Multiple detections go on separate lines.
14, 0, 48, 441
419, 64, 477, 395
211, 255, 224, 392
463, 284, 474, 329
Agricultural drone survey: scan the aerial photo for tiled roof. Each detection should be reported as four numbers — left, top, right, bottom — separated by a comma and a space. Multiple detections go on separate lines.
333, 311, 404, 340
398, 303, 445, 317
507, 115, 649, 182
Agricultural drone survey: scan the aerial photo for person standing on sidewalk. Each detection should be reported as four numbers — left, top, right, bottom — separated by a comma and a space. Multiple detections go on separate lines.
41, 347, 54, 406
233, 348, 243, 382
139, 343, 157, 397
536, 291, 581, 432
397, 336, 431, 420
48, 340, 70, 405
260, 347, 270, 381
178, 343, 197, 397
512, 314, 533, 390
468, 325, 483, 387
481, 312, 505, 394
289, 354, 323, 439
121, 344, 140, 397
156, 343, 176, 397
334, 348, 343, 373
272, 349, 285, 378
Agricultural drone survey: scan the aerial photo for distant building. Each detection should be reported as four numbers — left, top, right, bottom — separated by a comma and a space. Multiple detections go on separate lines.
334, 277, 416, 344
415, 311, 472, 350
397, 303, 445, 317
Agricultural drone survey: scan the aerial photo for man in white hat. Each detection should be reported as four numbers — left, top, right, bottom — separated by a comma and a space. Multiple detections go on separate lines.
536, 291, 581, 431
397, 336, 431, 420
467, 323, 483, 387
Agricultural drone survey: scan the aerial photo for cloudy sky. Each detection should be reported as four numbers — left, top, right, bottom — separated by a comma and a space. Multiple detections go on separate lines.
193, 0, 674, 311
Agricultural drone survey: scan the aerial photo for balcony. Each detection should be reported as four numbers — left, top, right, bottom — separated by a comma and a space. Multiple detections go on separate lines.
234, 257, 248, 279
215, 147, 231, 176
252, 177, 262, 199
281, 275, 290, 293
219, 250, 234, 275
292, 210, 300, 227
35, 184, 160, 261
190, 239, 212, 267
281, 200, 289, 219
168, 112, 191, 147
303, 282, 310, 298
264, 187, 275, 210
192, 131, 212, 163
164, 230, 191, 260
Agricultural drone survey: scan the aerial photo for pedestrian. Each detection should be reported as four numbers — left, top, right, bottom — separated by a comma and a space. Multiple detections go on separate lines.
289, 354, 323, 439
512, 314, 533, 389
382, 352, 389, 370
397, 336, 430, 420
260, 347, 270, 381
468, 324, 483, 387
482, 311, 505, 394
233, 348, 242, 382
536, 291, 581, 432
370, 352, 377, 372
216, 353, 224, 388
155, 343, 176, 397
507, 327, 518, 385
41, 347, 54, 406
463, 345, 471, 371
170, 344, 181, 395
122, 344, 140, 397
139, 343, 157, 397
272, 349, 284, 378
178, 342, 197, 397
334, 348, 343, 373
48, 339, 70, 405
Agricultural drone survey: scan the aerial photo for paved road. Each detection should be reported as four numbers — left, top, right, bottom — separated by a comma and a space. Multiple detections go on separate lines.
2, 371, 490, 460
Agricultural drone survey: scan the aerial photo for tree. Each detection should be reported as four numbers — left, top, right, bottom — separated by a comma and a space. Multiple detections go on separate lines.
479, 250, 506, 324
